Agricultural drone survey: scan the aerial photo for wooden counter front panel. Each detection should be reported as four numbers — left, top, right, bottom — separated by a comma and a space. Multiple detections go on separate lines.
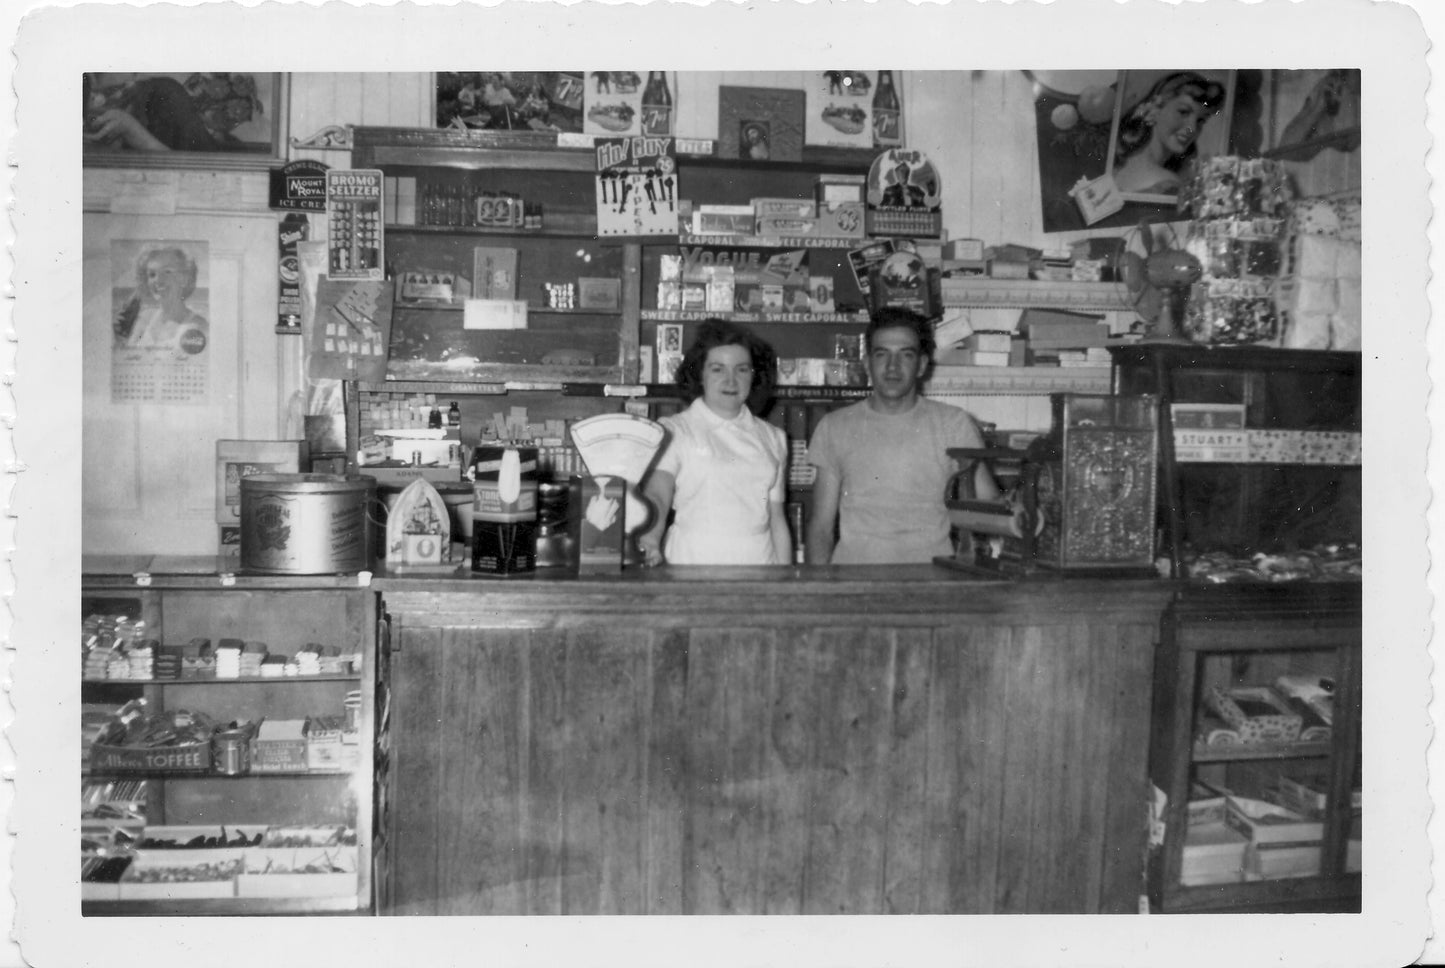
388, 616, 1156, 915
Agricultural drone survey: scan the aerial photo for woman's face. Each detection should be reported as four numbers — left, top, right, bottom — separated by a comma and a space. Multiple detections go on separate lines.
144, 254, 188, 304
1151, 90, 1212, 158
700, 343, 754, 419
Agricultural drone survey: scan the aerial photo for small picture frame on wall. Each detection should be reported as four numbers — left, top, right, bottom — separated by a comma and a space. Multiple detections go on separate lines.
83, 72, 289, 170
718, 87, 804, 163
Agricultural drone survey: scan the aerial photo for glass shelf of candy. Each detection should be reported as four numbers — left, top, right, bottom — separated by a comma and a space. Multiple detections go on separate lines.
82, 824, 359, 903
82, 614, 361, 682
1179, 544, 1362, 584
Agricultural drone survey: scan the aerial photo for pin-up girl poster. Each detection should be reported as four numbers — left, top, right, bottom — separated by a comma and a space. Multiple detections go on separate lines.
1033, 70, 1251, 233
111, 239, 210, 403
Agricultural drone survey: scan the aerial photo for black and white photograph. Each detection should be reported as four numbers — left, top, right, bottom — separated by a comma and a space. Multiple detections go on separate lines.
5, 2, 1442, 968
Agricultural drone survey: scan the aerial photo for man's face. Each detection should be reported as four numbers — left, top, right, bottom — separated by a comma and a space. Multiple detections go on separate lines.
867, 325, 926, 402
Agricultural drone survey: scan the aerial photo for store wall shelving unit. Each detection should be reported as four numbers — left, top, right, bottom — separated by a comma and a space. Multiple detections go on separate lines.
80, 556, 386, 915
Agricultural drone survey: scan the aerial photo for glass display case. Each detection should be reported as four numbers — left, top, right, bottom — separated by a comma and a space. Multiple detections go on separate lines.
1147, 584, 1361, 913
80, 557, 385, 914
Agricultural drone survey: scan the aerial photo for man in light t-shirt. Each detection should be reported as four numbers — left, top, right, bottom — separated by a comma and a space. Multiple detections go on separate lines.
805, 308, 998, 565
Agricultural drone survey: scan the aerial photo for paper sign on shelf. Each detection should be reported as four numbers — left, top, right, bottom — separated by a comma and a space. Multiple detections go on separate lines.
464, 299, 528, 331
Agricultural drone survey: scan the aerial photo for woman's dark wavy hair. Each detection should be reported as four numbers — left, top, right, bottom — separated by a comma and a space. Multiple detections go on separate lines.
865, 307, 935, 362
674, 318, 776, 404
1115, 72, 1226, 171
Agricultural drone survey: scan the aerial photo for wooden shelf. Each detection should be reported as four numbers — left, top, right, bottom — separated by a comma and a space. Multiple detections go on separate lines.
84, 674, 361, 686
642, 309, 868, 325
940, 278, 1135, 311
676, 233, 864, 250
1191, 740, 1333, 762
386, 219, 598, 239
926, 364, 1111, 396
393, 302, 621, 318
85, 769, 357, 780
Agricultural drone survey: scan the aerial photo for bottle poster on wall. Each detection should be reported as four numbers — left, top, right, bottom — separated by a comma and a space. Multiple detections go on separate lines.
594, 136, 678, 238
325, 169, 384, 282
110, 238, 210, 405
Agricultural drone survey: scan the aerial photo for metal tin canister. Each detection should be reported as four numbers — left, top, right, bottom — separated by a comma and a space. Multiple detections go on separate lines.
240, 473, 377, 574
212, 728, 251, 776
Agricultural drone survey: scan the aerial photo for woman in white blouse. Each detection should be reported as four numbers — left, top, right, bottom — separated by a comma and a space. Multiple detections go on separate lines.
638, 319, 791, 566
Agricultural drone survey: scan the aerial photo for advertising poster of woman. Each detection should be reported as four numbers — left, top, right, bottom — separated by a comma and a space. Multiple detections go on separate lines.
1032, 70, 1251, 233
110, 239, 210, 404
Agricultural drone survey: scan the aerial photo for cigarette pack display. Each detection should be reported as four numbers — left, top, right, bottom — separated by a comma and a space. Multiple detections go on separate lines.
681, 285, 707, 311
692, 211, 757, 236
816, 201, 866, 238
656, 282, 682, 311
1170, 403, 1247, 430
754, 198, 816, 219
944, 238, 986, 261
808, 277, 836, 313
757, 216, 821, 238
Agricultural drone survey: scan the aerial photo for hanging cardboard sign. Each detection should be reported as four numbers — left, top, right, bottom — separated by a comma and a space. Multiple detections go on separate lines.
325, 169, 384, 281
595, 136, 678, 237
269, 159, 329, 212
308, 277, 392, 382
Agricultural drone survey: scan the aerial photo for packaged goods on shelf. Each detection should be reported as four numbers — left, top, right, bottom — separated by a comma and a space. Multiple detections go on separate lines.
816, 201, 866, 238
252, 719, 309, 773
754, 198, 816, 220
1223, 796, 1323, 848
1205, 686, 1304, 743
1181, 821, 1249, 886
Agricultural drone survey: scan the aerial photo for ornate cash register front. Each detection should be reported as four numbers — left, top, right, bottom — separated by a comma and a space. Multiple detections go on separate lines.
939, 393, 1160, 577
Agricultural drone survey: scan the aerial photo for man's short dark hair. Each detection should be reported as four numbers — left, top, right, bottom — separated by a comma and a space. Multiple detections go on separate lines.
865, 307, 935, 361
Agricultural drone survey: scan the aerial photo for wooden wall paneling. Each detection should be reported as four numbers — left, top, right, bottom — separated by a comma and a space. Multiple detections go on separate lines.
522, 632, 568, 914
677, 71, 722, 139
801, 627, 893, 915
922, 625, 992, 913
434, 627, 527, 914
390, 626, 445, 914
644, 629, 689, 914
757, 624, 813, 914
991, 624, 1049, 913
1097, 620, 1158, 913
1063, 621, 1118, 910
682, 628, 771, 914
559, 628, 651, 914
878, 628, 935, 914
911, 71, 973, 244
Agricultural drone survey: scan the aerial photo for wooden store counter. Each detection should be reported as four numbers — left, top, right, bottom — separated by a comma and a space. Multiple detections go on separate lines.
373, 568, 1174, 916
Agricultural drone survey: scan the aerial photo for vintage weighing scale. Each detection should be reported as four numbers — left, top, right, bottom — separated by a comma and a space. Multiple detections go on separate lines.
567, 413, 667, 571
936, 393, 1160, 577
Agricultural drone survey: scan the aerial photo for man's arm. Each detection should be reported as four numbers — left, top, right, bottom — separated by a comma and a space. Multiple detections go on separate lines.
805, 463, 842, 565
